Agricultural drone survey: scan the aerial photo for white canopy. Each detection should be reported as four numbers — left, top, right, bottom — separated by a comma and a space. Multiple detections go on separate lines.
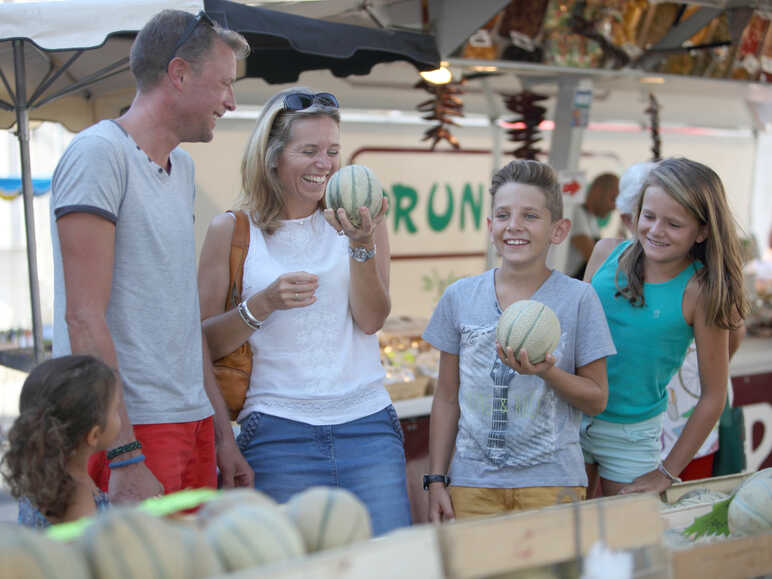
0, 0, 202, 132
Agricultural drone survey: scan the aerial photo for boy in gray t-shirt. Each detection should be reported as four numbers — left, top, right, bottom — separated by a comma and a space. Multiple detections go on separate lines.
422, 160, 615, 522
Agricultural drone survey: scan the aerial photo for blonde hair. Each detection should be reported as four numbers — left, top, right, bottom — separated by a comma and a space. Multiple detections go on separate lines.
490, 159, 563, 220
238, 87, 340, 235
616, 157, 747, 329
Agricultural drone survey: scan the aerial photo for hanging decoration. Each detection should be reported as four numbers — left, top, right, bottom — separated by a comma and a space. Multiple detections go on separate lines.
645, 92, 661, 161
502, 91, 548, 160
415, 78, 465, 150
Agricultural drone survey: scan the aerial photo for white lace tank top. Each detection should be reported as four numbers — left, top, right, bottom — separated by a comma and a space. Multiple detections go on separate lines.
237, 210, 391, 425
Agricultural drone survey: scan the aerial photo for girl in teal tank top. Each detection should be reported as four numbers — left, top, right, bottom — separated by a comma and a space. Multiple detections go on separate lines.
580, 158, 747, 497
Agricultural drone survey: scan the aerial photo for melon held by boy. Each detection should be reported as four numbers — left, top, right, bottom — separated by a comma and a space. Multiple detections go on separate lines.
496, 299, 561, 364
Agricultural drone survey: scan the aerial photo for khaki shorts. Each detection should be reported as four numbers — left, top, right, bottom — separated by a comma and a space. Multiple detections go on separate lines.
449, 485, 586, 519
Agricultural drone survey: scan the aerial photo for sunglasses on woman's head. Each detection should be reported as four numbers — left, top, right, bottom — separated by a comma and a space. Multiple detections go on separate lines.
283, 92, 339, 111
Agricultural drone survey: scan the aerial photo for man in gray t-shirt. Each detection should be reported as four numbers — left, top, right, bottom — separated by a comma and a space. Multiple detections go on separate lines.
51, 10, 252, 502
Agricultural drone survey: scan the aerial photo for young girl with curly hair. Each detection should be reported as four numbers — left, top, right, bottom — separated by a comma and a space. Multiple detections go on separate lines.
2, 355, 120, 527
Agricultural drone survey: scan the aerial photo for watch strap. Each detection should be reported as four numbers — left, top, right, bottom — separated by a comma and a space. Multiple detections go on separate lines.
423, 473, 450, 490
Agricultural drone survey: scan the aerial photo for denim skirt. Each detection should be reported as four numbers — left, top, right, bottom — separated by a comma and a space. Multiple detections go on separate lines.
236, 405, 412, 536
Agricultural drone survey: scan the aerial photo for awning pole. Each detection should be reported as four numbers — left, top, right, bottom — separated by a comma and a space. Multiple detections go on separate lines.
13, 39, 44, 363
481, 76, 500, 269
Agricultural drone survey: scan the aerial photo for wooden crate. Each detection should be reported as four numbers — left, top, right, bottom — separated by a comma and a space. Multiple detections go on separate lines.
670, 531, 772, 579
438, 494, 666, 579
661, 472, 748, 504
218, 525, 445, 579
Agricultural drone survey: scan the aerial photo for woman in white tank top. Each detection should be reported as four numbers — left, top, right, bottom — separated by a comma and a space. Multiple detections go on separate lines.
197, 87, 411, 535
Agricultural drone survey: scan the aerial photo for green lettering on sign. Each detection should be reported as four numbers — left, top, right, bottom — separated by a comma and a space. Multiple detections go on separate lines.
460, 183, 483, 231
427, 183, 454, 232
390, 184, 418, 234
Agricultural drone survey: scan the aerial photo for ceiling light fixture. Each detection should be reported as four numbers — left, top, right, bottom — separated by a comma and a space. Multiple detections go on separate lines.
419, 62, 452, 85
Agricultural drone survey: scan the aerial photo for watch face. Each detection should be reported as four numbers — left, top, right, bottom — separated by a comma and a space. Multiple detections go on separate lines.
349, 245, 375, 262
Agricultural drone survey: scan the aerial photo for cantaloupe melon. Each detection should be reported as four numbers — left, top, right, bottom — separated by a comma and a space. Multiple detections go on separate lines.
325, 164, 383, 228
203, 503, 305, 572
175, 522, 223, 578
285, 486, 372, 552
81, 508, 194, 578
0, 522, 90, 579
496, 300, 561, 364
728, 467, 772, 536
197, 487, 277, 526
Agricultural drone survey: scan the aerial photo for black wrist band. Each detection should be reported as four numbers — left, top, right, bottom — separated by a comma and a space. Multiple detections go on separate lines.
423, 473, 450, 490
106, 440, 142, 460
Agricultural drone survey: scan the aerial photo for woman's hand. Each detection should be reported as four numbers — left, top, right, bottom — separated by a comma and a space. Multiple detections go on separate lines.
323, 197, 388, 245
255, 272, 319, 311
497, 342, 556, 377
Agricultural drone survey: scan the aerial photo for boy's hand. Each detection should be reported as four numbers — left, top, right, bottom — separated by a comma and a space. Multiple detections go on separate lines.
497, 342, 555, 377
428, 484, 455, 524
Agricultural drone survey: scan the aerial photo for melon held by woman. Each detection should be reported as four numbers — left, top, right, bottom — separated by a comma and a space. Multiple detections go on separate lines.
325, 164, 383, 227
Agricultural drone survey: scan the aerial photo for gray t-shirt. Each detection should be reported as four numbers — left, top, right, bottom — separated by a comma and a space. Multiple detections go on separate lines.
423, 269, 616, 488
51, 120, 212, 424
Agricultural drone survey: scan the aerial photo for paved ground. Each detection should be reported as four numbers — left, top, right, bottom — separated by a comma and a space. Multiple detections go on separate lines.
0, 491, 15, 523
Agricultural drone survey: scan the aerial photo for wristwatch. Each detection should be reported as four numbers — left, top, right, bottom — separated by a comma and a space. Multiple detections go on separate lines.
348, 244, 376, 263
423, 474, 450, 491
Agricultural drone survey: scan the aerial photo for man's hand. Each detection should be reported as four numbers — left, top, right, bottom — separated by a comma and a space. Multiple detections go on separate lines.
108, 462, 164, 504
216, 438, 254, 488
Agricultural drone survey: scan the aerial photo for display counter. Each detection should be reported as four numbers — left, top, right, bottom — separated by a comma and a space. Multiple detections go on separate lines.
394, 336, 772, 524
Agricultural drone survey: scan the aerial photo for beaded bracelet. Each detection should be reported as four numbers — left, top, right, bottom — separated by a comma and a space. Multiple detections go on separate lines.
657, 462, 682, 484
108, 454, 146, 469
106, 440, 142, 460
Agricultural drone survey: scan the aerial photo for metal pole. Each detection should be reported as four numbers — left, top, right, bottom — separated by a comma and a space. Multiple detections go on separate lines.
13, 39, 44, 363
481, 76, 501, 269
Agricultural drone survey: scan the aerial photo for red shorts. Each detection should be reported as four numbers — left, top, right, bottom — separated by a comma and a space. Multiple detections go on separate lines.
89, 416, 217, 494
679, 452, 715, 482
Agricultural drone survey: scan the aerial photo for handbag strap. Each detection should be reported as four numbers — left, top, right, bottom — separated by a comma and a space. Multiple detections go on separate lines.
224, 210, 250, 311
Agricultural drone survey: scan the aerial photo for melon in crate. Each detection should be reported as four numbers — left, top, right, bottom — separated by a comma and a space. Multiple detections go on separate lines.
197, 487, 277, 526
175, 522, 223, 578
81, 507, 195, 578
204, 502, 305, 572
0, 522, 90, 579
285, 486, 372, 552
728, 467, 772, 536
325, 164, 383, 227
496, 299, 561, 364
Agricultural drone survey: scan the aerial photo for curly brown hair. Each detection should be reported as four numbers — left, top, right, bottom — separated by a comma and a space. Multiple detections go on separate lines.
1, 355, 116, 519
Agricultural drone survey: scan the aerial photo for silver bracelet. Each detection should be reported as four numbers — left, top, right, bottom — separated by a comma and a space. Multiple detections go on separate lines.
657, 462, 682, 484
237, 300, 263, 330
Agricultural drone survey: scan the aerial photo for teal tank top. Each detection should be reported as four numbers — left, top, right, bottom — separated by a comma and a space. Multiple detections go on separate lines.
591, 240, 703, 423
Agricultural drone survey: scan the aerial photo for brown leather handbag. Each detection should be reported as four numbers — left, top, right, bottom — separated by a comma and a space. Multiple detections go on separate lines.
212, 210, 252, 420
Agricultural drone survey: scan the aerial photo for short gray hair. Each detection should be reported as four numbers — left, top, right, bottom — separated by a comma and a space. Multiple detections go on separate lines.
616, 162, 656, 216
130, 10, 250, 92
